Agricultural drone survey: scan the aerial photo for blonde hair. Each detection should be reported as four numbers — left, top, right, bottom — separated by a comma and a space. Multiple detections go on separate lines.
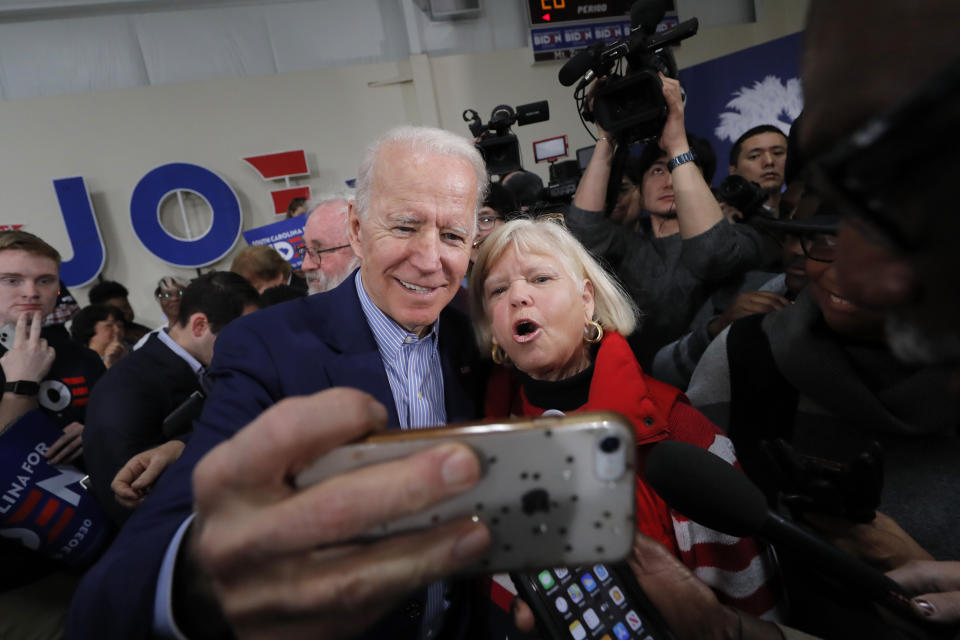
468, 216, 639, 352
0, 230, 61, 267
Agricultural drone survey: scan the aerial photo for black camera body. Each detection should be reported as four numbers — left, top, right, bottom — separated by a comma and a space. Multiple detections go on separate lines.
717, 175, 771, 220
563, 3, 700, 145
766, 439, 883, 524
543, 159, 582, 203
463, 101, 549, 175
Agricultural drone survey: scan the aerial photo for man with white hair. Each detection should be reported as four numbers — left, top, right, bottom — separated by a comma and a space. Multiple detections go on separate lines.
299, 197, 360, 294
69, 125, 492, 639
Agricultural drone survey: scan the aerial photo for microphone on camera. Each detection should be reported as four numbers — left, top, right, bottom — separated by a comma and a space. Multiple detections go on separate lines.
645, 441, 914, 614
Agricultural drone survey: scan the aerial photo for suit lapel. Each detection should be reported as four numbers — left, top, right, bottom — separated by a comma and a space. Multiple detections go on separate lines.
306, 275, 401, 429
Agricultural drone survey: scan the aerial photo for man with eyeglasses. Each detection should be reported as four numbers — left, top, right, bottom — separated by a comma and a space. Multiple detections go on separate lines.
797, 0, 960, 627
133, 277, 190, 350
470, 182, 519, 265
686, 196, 958, 635
299, 198, 360, 294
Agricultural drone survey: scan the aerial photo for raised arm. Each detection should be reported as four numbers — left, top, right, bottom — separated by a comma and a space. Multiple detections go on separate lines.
657, 75, 725, 239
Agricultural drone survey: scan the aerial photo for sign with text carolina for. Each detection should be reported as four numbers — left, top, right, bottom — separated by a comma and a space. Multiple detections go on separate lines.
0, 410, 113, 566
242, 216, 307, 270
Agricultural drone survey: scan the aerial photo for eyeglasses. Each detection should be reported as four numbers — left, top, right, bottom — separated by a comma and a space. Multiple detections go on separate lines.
156, 290, 183, 299
296, 244, 351, 263
803, 56, 960, 254
799, 231, 838, 263
478, 214, 504, 231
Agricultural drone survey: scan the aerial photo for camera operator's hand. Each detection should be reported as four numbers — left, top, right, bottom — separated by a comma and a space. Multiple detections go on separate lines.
572, 78, 617, 213
658, 74, 689, 158
585, 78, 613, 142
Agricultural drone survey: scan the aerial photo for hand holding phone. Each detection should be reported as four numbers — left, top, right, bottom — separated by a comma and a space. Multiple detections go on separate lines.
296, 411, 637, 574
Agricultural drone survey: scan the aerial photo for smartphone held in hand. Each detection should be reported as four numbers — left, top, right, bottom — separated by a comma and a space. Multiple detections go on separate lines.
296, 411, 637, 574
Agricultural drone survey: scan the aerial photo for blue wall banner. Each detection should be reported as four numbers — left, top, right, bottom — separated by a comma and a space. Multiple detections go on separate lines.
678, 32, 804, 187
242, 216, 306, 270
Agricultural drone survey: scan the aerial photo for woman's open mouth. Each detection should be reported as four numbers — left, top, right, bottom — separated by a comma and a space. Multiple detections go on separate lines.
513, 319, 541, 343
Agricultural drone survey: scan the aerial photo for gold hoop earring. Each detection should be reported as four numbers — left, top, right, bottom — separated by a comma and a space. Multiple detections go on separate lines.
584, 320, 604, 344
491, 343, 509, 365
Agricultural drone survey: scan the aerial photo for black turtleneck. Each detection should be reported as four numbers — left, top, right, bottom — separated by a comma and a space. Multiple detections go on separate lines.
516, 359, 596, 412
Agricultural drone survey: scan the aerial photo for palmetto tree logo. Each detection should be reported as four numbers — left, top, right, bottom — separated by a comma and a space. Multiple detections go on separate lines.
714, 75, 803, 142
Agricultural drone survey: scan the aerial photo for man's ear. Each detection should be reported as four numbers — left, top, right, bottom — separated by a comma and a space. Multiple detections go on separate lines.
189, 312, 209, 338
347, 200, 363, 259
728, 165, 737, 175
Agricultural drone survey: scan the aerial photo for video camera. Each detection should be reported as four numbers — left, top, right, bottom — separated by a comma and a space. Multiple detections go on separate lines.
463, 101, 549, 175
558, 0, 699, 145
716, 175, 773, 221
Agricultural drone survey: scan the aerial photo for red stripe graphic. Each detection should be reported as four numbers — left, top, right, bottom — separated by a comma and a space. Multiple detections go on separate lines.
72, 386, 89, 397
46, 506, 75, 543
62, 377, 85, 384
35, 497, 60, 526
6, 488, 42, 524
244, 151, 309, 180
270, 186, 311, 216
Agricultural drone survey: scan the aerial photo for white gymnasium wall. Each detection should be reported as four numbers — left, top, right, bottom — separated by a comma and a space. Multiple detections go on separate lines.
0, 0, 806, 327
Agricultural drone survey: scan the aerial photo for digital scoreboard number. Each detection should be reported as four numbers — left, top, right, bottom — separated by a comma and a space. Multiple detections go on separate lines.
527, 0, 633, 26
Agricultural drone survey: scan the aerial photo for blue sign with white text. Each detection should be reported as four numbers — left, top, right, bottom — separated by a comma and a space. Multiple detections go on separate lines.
531, 18, 632, 54
242, 216, 306, 270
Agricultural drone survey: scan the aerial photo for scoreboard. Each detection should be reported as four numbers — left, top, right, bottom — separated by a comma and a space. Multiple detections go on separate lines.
527, 0, 678, 62
527, 0, 634, 26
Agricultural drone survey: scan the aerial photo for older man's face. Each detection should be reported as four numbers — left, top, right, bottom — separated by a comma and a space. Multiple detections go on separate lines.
349, 143, 477, 335
302, 202, 357, 294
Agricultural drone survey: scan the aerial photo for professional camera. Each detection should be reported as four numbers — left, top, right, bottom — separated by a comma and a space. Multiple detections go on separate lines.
463, 101, 549, 175
766, 439, 883, 524
717, 175, 772, 221
558, 0, 699, 145
544, 160, 581, 202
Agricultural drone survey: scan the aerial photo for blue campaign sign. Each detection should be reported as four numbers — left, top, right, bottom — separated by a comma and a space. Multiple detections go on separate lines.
531, 18, 631, 54
242, 215, 306, 270
0, 410, 113, 566
52, 177, 106, 288
678, 32, 804, 187
130, 163, 242, 267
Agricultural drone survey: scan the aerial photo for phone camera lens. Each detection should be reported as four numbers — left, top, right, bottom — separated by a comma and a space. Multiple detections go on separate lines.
600, 436, 620, 453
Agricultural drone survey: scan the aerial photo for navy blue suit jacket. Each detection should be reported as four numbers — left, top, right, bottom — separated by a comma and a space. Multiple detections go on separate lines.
67, 274, 486, 639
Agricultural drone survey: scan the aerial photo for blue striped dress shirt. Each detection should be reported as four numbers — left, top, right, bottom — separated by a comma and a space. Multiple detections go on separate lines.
355, 272, 446, 431
355, 272, 453, 639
